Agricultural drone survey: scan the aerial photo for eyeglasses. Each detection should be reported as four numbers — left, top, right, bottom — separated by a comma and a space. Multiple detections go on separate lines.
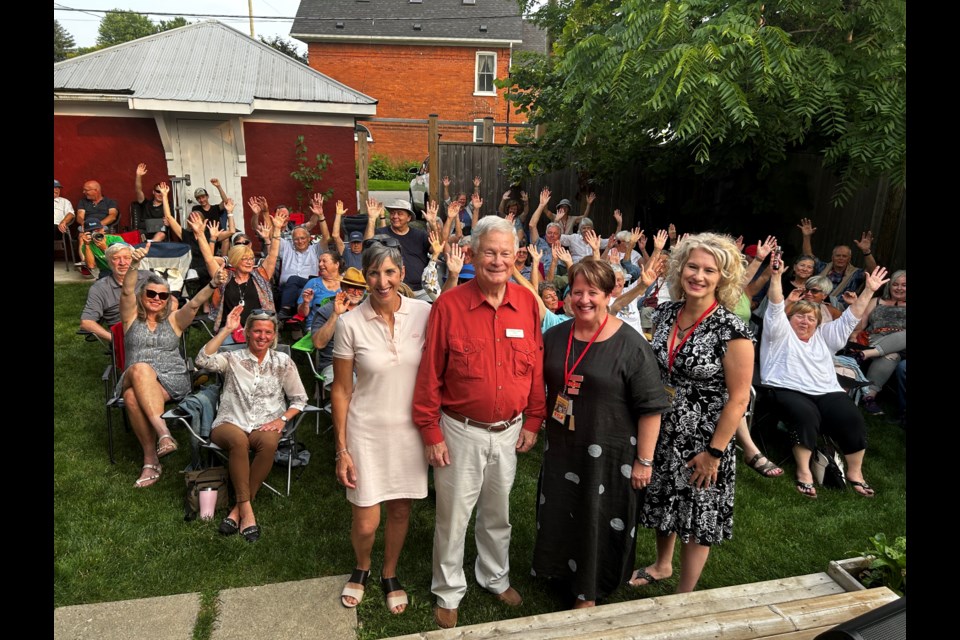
144, 290, 170, 300
362, 236, 401, 249
341, 283, 367, 292
248, 309, 276, 320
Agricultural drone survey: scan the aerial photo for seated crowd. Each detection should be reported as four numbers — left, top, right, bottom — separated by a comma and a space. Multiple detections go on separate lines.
67, 169, 905, 626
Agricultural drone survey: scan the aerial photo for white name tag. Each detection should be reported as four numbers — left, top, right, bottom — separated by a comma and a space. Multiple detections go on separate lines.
505, 328, 525, 338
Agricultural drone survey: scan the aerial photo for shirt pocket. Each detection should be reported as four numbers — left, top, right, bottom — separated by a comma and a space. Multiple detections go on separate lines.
450, 337, 485, 380
511, 340, 536, 379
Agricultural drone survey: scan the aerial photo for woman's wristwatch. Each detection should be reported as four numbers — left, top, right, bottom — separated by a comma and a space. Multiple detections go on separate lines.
705, 445, 724, 458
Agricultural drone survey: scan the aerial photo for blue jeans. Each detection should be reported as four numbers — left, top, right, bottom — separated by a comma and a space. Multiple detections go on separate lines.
279, 276, 309, 310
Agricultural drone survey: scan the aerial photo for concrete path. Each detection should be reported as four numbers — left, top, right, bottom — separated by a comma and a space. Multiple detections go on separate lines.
54, 575, 356, 640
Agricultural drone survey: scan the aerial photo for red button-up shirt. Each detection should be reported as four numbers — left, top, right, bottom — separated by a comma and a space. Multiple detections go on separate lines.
413, 279, 547, 445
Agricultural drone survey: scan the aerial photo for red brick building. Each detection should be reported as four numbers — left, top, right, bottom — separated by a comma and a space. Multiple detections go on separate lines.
292, 0, 546, 162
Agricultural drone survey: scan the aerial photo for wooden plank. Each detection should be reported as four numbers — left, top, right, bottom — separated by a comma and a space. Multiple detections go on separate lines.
386, 574, 848, 640
753, 626, 834, 640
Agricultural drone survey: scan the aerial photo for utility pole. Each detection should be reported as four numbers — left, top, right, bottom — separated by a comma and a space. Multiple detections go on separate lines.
248, 0, 255, 38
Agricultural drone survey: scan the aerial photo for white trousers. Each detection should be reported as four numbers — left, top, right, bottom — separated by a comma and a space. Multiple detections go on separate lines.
432, 411, 522, 608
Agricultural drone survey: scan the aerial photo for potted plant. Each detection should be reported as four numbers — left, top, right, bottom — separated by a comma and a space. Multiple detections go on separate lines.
828, 533, 906, 595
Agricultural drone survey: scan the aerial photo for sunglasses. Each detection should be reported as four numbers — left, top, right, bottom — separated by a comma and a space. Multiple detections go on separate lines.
153, 189, 162, 194
362, 236, 401, 249
144, 290, 170, 300
233, 240, 251, 246
805, 288, 823, 295
248, 309, 276, 320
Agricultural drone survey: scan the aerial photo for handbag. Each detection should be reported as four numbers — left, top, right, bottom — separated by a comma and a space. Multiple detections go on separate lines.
231, 327, 247, 343
810, 440, 847, 490
183, 466, 230, 521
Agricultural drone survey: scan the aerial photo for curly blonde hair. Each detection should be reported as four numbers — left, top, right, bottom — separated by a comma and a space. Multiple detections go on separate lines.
667, 232, 746, 311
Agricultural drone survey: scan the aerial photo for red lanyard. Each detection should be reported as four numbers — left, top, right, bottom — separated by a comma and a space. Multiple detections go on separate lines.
564, 313, 609, 388
667, 301, 717, 373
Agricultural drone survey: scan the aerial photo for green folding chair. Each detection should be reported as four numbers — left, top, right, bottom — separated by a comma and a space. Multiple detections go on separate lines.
290, 333, 332, 435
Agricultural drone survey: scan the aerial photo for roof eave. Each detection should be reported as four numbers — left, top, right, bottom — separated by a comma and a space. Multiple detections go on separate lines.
293, 33, 522, 47
55, 93, 377, 116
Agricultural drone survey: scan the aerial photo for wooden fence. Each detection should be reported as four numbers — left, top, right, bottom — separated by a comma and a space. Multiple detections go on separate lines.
436, 144, 906, 270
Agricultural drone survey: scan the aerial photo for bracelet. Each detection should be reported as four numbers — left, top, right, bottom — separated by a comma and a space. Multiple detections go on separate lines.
207, 282, 217, 290
862, 250, 871, 256
636, 457, 653, 467
335, 448, 349, 460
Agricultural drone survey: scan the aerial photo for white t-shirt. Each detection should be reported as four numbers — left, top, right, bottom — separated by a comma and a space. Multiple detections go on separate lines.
609, 280, 646, 338
760, 299, 858, 394
54, 196, 74, 225
560, 233, 609, 263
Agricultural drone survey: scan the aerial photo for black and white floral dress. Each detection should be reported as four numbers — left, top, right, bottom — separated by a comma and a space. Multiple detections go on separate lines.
638, 301, 753, 546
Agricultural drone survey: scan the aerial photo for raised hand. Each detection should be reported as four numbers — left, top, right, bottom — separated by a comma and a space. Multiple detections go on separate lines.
444, 200, 459, 223
428, 229, 444, 258
256, 220, 271, 239
301, 288, 315, 305
158, 182, 170, 197
333, 291, 350, 315
257, 196, 269, 213
505, 211, 516, 224
653, 229, 669, 250
527, 243, 541, 263
755, 235, 777, 261
863, 265, 889, 292
309, 193, 324, 216
424, 200, 440, 226
210, 177, 221, 188
211, 267, 228, 288
583, 228, 600, 251
471, 193, 483, 210
272, 208, 289, 229
629, 227, 644, 249
586, 192, 597, 204
678, 232, 689, 245
446, 243, 464, 274
335, 200, 346, 217
206, 219, 221, 238
786, 287, 804, 304
613, 208, 622, 225
841, 290, 859, 306
734, 235, 745, 253
640, 254, 665, 289
853, 230, 874, 253
607, 246, 621, 265
797, 218, 816, 237
473, 176, 482, 188
668, 223, 677, 240
223, 304, 243, 333
520, 190, 528, 202
222, 198, 235, 214
554, 207, 566, 224
502, 189, 512, 201
136, 163, 148, 176
131, 244, 150, 263
539, 186, 551, 207
442, 176, 451, 188
367, 198, 383, 220
247, 196, 262, 216
187, 211, 206, 236
553, 243, 573, 267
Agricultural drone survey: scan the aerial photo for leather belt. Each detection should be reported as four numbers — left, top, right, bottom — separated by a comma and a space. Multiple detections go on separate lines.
442, 409, 522, 432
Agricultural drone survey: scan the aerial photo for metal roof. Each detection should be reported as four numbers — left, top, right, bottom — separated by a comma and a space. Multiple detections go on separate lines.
292, 0, 526, 43
54, 20, 376, 108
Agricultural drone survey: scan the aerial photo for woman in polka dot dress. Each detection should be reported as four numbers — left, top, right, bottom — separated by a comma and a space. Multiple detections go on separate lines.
532, 259, 671, 609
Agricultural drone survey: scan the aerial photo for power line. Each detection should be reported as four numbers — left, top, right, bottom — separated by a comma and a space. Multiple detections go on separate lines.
53, 6, 524, 22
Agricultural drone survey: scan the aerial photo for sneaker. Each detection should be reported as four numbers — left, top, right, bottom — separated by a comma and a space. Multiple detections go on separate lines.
862, 397, 884, 416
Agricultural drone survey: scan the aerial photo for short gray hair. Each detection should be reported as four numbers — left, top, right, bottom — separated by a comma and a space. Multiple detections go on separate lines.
579, 217, 594, 229
615, 230, 631, 242
804, 275, 833, 294
362, 242, 404, 275
243, 312, 279, 349
470, 216, 518, 253
105, 242, 132, 261
545, 222, 563, 234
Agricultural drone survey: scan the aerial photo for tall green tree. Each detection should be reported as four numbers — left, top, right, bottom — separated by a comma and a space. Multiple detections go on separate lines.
505, 0, 905, 203
260, 35, 308, 64
157, 17, 190, 32
55, 19, 76, 62
96, 9, 156, 47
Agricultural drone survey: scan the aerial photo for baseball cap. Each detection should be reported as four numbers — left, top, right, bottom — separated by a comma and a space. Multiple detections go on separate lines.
54, 179, 62, 188
83, 219, 103, 232
348, 231, 364, 242
194, 188, 209, 198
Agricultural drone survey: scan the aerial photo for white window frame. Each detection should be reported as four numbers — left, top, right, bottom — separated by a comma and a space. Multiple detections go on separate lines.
473, 119, 485, 142
474, 51, 497, 96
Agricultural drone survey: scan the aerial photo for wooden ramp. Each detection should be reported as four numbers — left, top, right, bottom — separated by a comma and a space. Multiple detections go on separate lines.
389, 573, 899, 640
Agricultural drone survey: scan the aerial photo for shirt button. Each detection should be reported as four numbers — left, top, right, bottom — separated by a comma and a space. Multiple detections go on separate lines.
496, 338, 500, 342
498, 385, 502, 390
497, 362, 501, 366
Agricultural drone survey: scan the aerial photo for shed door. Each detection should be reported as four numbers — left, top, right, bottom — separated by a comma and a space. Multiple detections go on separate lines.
175, 119, 244, 233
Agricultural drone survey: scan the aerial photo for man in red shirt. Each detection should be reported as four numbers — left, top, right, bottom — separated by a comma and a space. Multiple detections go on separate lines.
413, 216, 547, 629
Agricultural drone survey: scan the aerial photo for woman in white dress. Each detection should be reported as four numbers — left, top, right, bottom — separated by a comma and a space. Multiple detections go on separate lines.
331, 240, 432, 615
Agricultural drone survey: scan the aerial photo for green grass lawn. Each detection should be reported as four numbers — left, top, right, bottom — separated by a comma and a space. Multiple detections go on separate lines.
54, 281, 906, 638
360, 179, 410, 192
